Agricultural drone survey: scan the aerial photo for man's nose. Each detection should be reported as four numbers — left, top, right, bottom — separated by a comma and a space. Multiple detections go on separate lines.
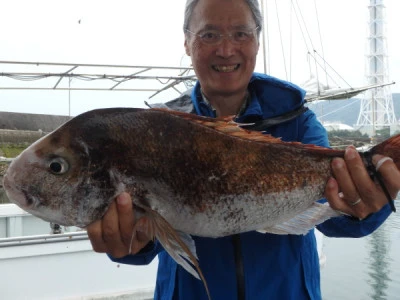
215, 37, 237, 57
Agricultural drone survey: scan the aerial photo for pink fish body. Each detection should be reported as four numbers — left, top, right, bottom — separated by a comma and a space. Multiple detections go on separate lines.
4, 108, 400, 297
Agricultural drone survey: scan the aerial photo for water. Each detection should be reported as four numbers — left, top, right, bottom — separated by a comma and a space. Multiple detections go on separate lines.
321, 200, 400, 300
0, 177, 399, 299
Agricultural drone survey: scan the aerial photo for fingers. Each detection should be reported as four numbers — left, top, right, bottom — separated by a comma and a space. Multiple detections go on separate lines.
325, 146, 395, 219
325, 177, 368, 218
325, 177, 347, 215
101, 199, 127, 258
116, 194, 151, 255
372, 154, 400, 200
86, 200, 128, 258
330, 155, 359, 202
86, 219, 107, 253
86, 193, 151, 258
116, 193, 135, 249
342, 147, 376, 205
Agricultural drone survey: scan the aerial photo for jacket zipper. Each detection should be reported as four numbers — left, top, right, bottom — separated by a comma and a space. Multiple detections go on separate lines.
232, 234, 245, 300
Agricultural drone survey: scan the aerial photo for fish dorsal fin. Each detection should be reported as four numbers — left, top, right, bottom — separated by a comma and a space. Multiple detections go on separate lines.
151, 108, 337, 154
139, 205, 211, 300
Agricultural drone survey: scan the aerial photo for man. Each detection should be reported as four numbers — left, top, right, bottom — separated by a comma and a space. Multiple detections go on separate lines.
87, 0, 399, 299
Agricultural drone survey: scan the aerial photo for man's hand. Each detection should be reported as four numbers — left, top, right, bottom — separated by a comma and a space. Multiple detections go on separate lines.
86, 192, 150, 258
325, 146, 400, 219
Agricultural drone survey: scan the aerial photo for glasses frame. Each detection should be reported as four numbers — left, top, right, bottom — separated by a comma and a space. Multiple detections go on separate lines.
185, 26, 260, 45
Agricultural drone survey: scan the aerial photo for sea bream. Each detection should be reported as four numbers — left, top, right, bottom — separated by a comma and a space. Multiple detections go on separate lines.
3, 107, 400, 293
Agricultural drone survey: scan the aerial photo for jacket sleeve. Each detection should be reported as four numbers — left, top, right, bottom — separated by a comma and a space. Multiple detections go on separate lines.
316, 204, 392, 237
107, 240, 164, 266
300, 109, 392, 238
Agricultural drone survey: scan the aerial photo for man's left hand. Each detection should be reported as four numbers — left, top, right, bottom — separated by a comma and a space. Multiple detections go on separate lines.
325, 146, 400, 219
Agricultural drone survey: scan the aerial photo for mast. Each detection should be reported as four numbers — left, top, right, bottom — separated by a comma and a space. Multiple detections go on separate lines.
356, 0, 397, 136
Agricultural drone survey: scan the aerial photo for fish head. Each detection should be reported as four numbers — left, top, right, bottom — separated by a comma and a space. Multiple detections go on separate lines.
3, 128, 119, 228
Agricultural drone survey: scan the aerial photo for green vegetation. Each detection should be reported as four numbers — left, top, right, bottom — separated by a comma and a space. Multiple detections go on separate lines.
326, 127, 400, 149
0, 143, 27, 204
0, 144, 28, 158
375, 127, 390, 139
327, 129, 369, 140
327, 130, 370, 149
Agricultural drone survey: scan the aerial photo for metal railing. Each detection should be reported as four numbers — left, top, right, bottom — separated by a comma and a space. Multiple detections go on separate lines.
0, 231, 88, 247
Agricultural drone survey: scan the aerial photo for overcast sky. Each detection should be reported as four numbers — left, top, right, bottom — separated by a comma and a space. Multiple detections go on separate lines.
0, 0, 399, 116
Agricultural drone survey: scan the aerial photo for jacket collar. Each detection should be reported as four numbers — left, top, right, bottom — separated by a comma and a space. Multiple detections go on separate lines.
191, 73, 306, 121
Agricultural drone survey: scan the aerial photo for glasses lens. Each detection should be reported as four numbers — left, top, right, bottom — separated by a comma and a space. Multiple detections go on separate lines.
200, 31, 221, 44
233, 31, 253, 43
191, 27, 258, 45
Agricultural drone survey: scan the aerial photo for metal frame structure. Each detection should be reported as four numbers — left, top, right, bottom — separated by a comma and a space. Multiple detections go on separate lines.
356, 0, 397, 134
1, 59, 394, 105
0, 60, 197, 99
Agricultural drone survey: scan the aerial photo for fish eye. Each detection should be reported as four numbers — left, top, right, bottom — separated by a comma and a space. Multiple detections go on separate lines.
48, 157, 69, 175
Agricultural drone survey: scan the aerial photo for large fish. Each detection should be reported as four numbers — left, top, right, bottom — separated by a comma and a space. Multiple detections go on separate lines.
3, 107, 399, 297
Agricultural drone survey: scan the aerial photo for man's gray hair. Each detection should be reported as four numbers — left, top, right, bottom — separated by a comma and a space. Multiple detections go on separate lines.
183, 0, 263, 37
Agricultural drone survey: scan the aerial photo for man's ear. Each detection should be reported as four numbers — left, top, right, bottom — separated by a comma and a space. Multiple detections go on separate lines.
184, 38, 191, 56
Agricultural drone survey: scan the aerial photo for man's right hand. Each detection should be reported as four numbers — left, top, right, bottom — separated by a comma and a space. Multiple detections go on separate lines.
86, 192, 151, 258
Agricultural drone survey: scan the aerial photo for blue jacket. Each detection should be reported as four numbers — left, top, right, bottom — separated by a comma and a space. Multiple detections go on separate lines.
111, 73, 392, 300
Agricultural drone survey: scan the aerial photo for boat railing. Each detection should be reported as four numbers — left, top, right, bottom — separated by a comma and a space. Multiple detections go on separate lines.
0, 230, 88, 248
0, 203, 158, 300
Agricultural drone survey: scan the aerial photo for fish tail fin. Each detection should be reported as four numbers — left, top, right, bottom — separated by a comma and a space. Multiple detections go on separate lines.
369, 133, 400, 169
257, 202, 340, 235
141, 207, 211, 300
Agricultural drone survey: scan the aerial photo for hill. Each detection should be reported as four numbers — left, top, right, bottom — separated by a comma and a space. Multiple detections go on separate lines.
307, 93, 400, 127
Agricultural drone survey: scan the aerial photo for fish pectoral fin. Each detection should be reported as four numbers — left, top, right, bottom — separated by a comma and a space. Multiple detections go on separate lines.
162, 230, 199, 278
141, 207, 211, 299
257, 202, 340, 235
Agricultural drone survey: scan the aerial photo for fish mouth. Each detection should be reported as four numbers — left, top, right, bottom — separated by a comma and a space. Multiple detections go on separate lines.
22, 190, 37, 207
3, 173, 37, 209
212, 64, 240, 72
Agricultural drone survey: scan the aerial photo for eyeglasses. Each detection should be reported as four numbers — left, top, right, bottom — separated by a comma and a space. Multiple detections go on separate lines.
185, 26, 259, 45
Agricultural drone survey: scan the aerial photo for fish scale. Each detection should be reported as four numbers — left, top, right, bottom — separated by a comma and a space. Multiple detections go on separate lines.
3, 107, 400, 300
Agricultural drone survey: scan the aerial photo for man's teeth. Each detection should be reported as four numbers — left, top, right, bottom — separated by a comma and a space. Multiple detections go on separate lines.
213, 65, 239, 72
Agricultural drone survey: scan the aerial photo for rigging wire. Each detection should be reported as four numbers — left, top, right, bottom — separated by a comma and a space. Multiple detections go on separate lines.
290, 1, 313, 72
313, 0, 329, 86
289, 0, 318, 90
317, 98, 359, 120
289, 2, 293, 81
313, 51, 354, 88
261, 0, 269, 74
293, 0, 316, 51
266, 0, 270, 75
292, 0, 321, 92
308, 54, 341, 88
274, 0, 288, 80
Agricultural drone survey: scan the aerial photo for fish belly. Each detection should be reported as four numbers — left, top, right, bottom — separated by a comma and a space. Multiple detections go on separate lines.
148, 183, 324, 238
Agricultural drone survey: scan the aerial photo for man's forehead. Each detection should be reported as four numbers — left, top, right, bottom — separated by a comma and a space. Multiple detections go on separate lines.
189, 0, 255, 29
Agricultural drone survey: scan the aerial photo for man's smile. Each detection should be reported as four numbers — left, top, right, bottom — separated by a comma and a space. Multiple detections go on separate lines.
212, 64, 240, 72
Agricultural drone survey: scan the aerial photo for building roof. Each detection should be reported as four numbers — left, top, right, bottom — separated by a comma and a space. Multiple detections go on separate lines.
323, 122, 355, 131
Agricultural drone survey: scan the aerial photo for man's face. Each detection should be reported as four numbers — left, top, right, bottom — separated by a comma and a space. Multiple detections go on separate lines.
184, 0, 259, 98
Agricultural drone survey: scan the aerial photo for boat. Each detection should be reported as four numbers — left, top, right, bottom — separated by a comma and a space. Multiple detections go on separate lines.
0, 204, 158, 300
